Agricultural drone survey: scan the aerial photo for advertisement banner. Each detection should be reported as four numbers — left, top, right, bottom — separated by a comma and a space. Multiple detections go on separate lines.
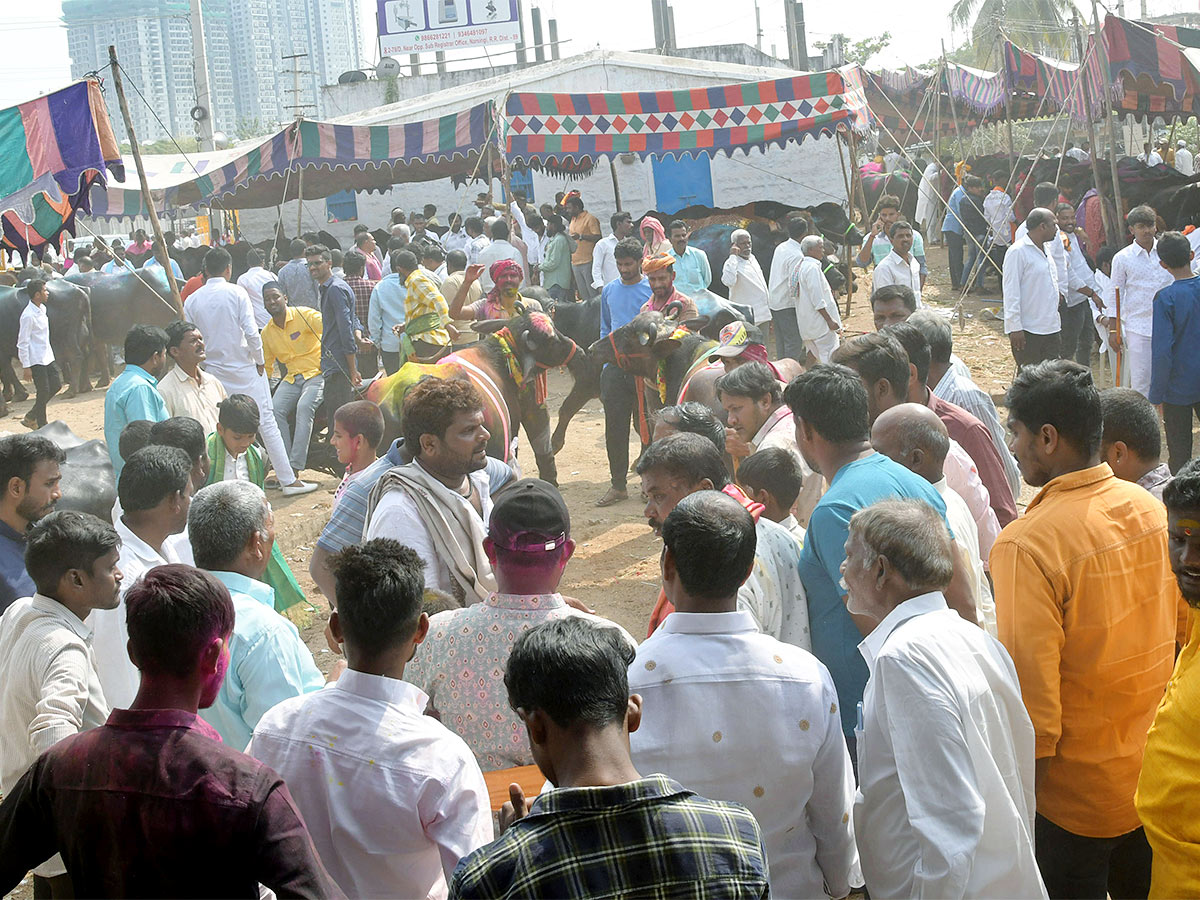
377, 0, 521, 56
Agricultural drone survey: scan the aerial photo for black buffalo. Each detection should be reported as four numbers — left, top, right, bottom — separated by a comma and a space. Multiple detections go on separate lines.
0, 277, 92, 403
32, 421, 115, 523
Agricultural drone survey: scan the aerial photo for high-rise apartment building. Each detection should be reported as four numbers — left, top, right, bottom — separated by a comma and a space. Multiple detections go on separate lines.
63, 0, 362, 143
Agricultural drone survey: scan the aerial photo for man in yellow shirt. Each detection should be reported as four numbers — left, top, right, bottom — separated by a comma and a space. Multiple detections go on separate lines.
1137, 459, 1200, 898
991, 359, 1175, 898
260, 281, 324, 473
564, 191, 601, 301
392, 249, 452, 360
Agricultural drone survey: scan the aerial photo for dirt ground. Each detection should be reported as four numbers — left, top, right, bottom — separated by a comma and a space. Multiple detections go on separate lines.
0, 241, 1126, 897
3, 243, 1042, 673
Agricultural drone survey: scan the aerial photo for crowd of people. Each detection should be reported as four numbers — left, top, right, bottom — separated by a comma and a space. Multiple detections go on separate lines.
0, 170, 1197, 900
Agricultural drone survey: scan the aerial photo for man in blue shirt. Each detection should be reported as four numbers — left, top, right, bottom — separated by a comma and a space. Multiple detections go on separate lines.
367, 250, 408, 375
942, 178, 969, 291
103, 325, 169, 477
189, 480, 326, 748
0, 435, 64, 613
667, 220, 713, 297
307, 243, 364, 436
785, 363, 974, 757
1150, 230, 1200, 472
277, 238, 319, 309
597, 239, 654, 508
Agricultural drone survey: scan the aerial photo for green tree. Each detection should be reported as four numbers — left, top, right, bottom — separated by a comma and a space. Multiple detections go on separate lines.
815, 32, 893, 68
949, 0, 1075, 61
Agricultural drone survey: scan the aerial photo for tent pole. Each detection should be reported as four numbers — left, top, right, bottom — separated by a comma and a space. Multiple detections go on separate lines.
1072, 14, 1117, 246
296, 165, 304, 237
942, 42, 967, 166
609, 158, 623, 212
834, 130, 855, 319
107, 46, 183, 314
1092, 0, 1125, 230
999, 37, 1017, 168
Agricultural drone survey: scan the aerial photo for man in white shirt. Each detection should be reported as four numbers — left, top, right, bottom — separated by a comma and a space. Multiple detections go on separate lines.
720, 229, 770, 326
1140, 142, 1164, 167
843, 498, 1045, 899
1056, 202, 1103, 368
249, 537, 492, 900
871, 404, 995, 634
476, 219, 526, 292
591, 211, 633, 290
1175, 139, 1194, 175
630, 490, 859, 900
157, 321, 227, 435
915, 158, 942, 241
870, 221, 923, 303
89, 445, 191, 709
464, 216, 490, 266
0, 509, 122, 896
17, 279, 60, 430
183, 247, 313, 495
235, 249, 274, 329
637, 432, 809, 647
1107, 204, 1173, 397
766, 216, 809, 361
1065, 141, 1089, 163
982, 179, 1016, 289
1004, 208, 1062, 367
365, 378, 496, 605
791, 234, 843, 364
442, 213, 470, 256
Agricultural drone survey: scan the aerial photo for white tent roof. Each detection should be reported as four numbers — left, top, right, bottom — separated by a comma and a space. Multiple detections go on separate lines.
330, 48, 803, 127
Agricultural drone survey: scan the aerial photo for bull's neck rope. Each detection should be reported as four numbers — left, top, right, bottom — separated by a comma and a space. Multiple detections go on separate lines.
494, 327, 578, 406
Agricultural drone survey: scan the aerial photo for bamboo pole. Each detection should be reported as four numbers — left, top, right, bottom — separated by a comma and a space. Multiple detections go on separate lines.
107, 46, 182, 314
609, 158, 623, 212
1000, 37, 1017, 168
1092, 0, 1125, 227
1072, 15, 1118, 246
943, 42, 968, 165
834, 130, 856, 318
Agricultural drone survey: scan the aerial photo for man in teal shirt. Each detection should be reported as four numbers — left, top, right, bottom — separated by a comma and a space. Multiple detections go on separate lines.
784, 363, 974, 758
104, 325, 170, 477
189, 480, 325, 749
668, 219, 713, 296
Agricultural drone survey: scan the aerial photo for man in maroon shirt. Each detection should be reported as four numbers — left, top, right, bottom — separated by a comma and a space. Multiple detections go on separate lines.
0, 564, 343, 899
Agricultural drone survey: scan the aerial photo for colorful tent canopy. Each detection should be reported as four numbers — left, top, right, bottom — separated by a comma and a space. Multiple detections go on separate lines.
1004, 40, 1110, 123
0, 79, 122, 252
88, 101, 494, 218
503, 67, 872, 164
1104, 15, 1200, 121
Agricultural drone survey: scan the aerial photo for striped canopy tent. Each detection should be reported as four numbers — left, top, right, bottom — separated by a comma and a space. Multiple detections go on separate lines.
1103, 15, 1200, 122
1004, 40, 1110, 123
0, 79, 123, 253
503, 67, 873, 165
89, 101, 494, 218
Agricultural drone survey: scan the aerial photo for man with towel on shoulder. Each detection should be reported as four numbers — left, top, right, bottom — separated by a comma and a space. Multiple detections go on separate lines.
641, 254, 699, 322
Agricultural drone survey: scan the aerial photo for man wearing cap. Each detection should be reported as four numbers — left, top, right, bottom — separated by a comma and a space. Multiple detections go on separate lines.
642, 255, 699, 322
403, 478, 635, 770
721, 230, 770, 326
597, 240, 656, 508
1176, 140, 1194, 176
448, 259, 533, 322
704, 322, 783, 380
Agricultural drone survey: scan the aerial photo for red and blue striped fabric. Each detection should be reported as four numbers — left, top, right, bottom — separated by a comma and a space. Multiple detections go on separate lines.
504, 68, 872, 163
0, 79, 122, 252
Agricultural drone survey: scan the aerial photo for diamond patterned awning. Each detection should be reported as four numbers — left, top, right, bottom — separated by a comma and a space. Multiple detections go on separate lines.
505, 67, 872, 163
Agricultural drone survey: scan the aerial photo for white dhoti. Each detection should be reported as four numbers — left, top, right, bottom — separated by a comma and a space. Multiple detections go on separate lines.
916, 164, 940, 237
1124, 330, 1153, 398
207, 364, 297, 485
803, 330, 840, 364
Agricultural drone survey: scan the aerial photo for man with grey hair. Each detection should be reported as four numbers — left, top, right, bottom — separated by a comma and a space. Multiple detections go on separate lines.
912, 310, 1021, 502
791, 234, 843, 364
1003, 207, 1062, 367
721, 228, 770, 326
870, 403, 996, 634
843, 498, 1043, 899
189, 481, 326, 747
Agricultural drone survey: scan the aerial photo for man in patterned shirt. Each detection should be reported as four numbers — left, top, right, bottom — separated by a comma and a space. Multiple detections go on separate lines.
342, 250, 378, 379
404, 478, 633, 770
392, 249, 453, 359
448, 616, 770, 900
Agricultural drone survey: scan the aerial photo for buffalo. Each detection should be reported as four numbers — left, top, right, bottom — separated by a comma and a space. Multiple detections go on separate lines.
0, 276, 92, 403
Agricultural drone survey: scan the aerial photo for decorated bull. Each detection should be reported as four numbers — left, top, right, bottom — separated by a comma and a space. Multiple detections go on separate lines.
0, 275, 92, 404
366, 309, 587, 486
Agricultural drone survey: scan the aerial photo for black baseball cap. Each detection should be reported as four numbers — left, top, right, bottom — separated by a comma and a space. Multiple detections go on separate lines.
489, 478, 571, 551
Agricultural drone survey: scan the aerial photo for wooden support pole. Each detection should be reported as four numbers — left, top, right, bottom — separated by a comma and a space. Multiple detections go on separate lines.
107, 46, 182, 314
1072, 15, 1117, 246
942, 43, 967, 166
834, 130, 856, 318
1092, 0, 1125, 227
609, 158, 623, 212
998, 37, 1017, 168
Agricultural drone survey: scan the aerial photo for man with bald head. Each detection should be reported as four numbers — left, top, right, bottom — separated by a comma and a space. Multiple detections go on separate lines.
870, 403, 995, 634
1003, 207, 1062, 367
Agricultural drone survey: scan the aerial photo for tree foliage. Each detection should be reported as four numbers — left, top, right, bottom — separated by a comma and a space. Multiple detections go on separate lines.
814, 31, 893, 68
948, 0, 1075, 62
